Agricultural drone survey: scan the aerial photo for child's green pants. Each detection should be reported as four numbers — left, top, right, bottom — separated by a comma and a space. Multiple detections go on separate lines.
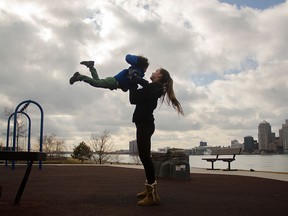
79, 67, 119, 90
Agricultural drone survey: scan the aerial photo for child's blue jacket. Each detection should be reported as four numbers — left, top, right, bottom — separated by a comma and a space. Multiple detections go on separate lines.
114, 54, 145, 92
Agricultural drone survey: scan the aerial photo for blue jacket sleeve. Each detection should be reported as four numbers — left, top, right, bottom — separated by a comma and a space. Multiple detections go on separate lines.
125, 54, 139, 66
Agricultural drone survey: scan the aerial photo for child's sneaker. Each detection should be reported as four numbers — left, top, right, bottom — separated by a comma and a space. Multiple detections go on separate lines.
69, 72, 81, 85
80, 61, 94, 68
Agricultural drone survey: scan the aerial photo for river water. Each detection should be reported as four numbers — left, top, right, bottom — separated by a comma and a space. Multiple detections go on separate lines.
112, 154, 288, 173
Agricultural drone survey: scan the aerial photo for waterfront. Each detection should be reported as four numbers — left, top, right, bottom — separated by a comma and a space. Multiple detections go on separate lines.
111, 154, 288, 173
190, 154, 288, 172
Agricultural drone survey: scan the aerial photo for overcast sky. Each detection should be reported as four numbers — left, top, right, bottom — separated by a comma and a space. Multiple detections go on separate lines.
0, 0, 287, 151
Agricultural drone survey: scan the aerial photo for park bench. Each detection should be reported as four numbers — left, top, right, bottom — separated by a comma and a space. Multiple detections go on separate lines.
0, 151, 46, 204
202, 147, 241, 171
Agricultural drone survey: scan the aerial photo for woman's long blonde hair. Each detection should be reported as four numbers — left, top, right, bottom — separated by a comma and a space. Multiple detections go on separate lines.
159, 68, 184, 116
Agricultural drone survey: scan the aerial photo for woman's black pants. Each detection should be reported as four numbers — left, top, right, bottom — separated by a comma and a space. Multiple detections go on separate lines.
135, 122, 155, 184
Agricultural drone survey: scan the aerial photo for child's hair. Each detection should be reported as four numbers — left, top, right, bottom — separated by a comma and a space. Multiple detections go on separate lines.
159, 68, 184, 116
137, 56, 149, 70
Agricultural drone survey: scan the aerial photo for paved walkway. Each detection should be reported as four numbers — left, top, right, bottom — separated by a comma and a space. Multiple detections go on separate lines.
191, 167, 288, 182
109, 164, 288, 182
1, 165, 287, 216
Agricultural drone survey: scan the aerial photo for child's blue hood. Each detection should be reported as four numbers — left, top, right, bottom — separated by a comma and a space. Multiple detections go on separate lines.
125, 54, 139, 66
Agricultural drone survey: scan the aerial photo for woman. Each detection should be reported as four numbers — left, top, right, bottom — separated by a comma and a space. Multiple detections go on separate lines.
129, 68, 184, 206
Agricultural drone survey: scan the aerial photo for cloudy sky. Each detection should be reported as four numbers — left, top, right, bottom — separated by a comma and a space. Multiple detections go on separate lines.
0, 0, 287, 151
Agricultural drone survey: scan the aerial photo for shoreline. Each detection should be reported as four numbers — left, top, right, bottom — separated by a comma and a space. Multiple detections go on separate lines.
2, 162, 288, 182
41, 163, 287, 182
108, 164, 288, 182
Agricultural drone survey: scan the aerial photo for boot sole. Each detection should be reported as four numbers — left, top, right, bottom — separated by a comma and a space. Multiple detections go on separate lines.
137, 201, 160, 206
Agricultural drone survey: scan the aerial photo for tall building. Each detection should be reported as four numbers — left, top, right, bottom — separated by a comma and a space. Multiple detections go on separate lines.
129, 140, 138, 154
280, 119, 288, 151
243, 136, 254, 153
258, 120, 273, 151
199, 141, 207, 147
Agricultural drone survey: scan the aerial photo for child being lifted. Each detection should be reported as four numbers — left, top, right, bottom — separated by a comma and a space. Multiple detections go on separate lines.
69, 54, 149, 91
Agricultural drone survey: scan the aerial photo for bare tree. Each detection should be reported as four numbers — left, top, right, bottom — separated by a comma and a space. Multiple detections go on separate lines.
110, 153, 124, 164
0, 140, 4, 150
2, 107, 28, 151
2, 107, 13, 119
89, 130, 114, 164
42, 134, 65, 159
131, 154, 142, 165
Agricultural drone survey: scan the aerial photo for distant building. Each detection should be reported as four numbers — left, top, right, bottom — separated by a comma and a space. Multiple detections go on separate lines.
194, 146, 209, 155
199, 141, 207, 147
258, 120, 274, 151
273, 137, 280, 151
280, 120, 288, 151
243, 136, 254, 153
231, 140, 243, 149
157, 147, 170, 153
253, 140, 259, 150
129, 140, 138, 154
279, 128, 283, 148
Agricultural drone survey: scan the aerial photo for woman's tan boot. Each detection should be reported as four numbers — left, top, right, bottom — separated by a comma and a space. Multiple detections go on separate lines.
137, 182, 160, 206
136, 190, 146, 199
136, 180, 147, 199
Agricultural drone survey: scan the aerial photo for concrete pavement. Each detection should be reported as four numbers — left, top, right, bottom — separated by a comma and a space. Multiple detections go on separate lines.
108, 164, 288, 182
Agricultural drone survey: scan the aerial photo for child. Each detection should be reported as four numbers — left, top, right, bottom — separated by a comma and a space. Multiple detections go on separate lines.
69, 54, 149, 91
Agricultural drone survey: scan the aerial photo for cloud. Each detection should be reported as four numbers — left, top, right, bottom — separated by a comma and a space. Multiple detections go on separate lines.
0, 0, 287, 151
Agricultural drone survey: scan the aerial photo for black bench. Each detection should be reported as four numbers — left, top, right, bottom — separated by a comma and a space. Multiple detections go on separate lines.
0, 151, 46, 204
202, 148, 241, 171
